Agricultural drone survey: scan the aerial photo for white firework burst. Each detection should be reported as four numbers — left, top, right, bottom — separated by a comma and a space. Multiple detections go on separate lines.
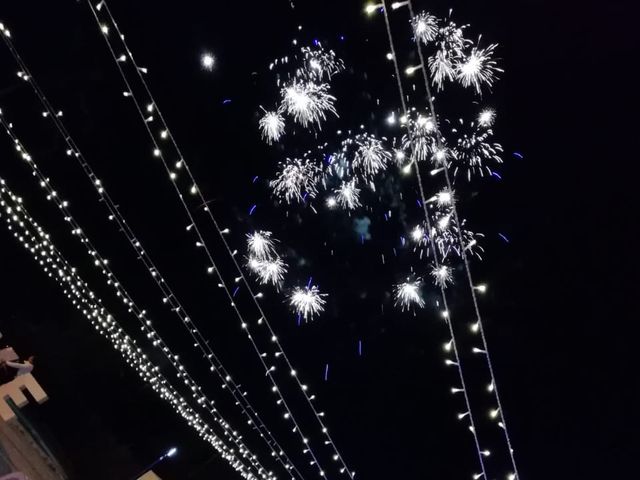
430, 264, 453, 288
394, 279, 426, 311
288, 285, 326, 321
477, 108, 496, 127
281, 80, 337, 129
300, 46, 345, 81
430, 207, 485, 259
438, 19, 470, 55
334, 180, 361, 210
248, 256, 288, 287
451, 128, 503, 180
270, 157, 321, 203
246, 231, 277, 260
412, 12, 439, 45
410, 224, 426, 243
353, 135, 392, 178
429, 49, 456, 90
259, 110, 285, 144
431, 189, 454, 206
456, 44, 502, 94
402, 114, 437, 162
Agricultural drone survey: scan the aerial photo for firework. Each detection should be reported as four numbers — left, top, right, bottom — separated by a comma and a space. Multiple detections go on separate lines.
281, 80, 337, 129
438, 19, 470, 55
394, 279, 425, 310
430, 207, 485, 259
248, 257, 288, 287
430, 264, 453, 288
201, 52, 215, 71
412, 12, 439, 45
477, 108, 496, 127
410, 224, 426, 244
270, 157, 321, 203
259, 111, 285, 144
451, 124, 503, 180
436, 189, 453, 206
428, 50, 456, 90
456, 43, 502, 94
402, 114, 437, 162
288, 285, 326, 321
352, 134, 392, 178
299, 46, 345, 81
247, 231, 277, 260
334, 180, 361, 210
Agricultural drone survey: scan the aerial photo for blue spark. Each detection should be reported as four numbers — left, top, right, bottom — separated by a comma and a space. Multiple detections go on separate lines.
416, 199, 422, 207
249, 204, 257, 215
252, 176, 259, 183
491, 171, 502, 180
307, 277, 313, 288
513, 152, 524, 159
324, 364, 329, 381
498, 233, 510, 243
358, 340, 362, 356
233, 286, 240, 297
222, 99, 232, 104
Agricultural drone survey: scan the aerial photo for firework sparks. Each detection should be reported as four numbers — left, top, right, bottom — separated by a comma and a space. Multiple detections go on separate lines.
259, 111, 285, 144
353, 134, 392, 178
410, 224, 426, 244
247, 231, 277, 260
394, 279, 425, 310
288, 285, 326, 321
429, 49, 456, 90
431, 264, 453, 288
281, 80, 337, 129
412, 12, 439, 45
300, 46, 345, 81
456, 44, 502, 94
451, 123, 503, 180
270, 157, 321, 203
477, 108, 496, 127
248, 257, 288, 287
402, 114, 437, 162
436, 189, 453, 206
334, 180, 361, 210
201, 52, 215, 71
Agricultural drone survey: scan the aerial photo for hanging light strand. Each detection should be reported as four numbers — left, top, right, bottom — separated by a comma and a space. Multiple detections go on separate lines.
378, 2, 489, 479
0, 178, 261, 480
0, 112, 275, 480
0, 26, 306, 480
403, 1, 521, 477
86, 1, 354, 477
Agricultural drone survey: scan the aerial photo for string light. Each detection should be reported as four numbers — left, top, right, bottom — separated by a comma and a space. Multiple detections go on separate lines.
85, 2, 355, 477
378, 2, 491, 479
0, 112, 276, 480
389, 2, 521, 478
0, 179, 262, 480
0, 25, 308, 469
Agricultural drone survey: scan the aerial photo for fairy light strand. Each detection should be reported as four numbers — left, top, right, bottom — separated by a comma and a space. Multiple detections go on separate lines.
0, 112, 275, 480
0, 28, 306, 480
0, 178, 261, 480
86, 2, 352, 476
405, 1, 521, 477
379, 2, 489, 478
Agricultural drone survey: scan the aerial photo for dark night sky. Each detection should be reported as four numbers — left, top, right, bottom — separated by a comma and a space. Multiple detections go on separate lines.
0, 1, 638, 479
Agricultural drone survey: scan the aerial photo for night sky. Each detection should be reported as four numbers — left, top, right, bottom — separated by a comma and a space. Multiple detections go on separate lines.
0, 1, 637, 479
